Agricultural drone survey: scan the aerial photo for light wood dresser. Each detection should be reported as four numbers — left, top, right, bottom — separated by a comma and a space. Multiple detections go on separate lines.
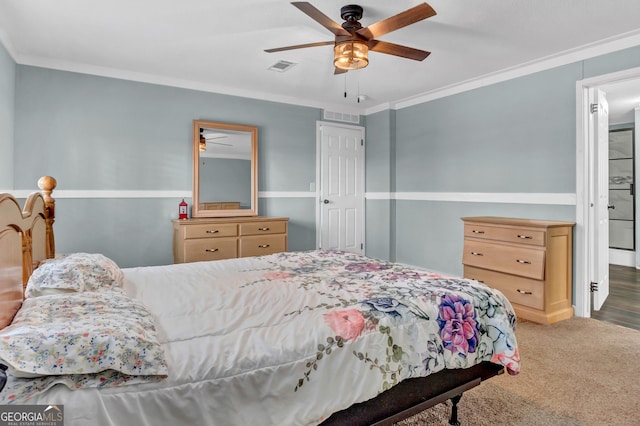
173, 217, 288, 263
461, 217, 575, 324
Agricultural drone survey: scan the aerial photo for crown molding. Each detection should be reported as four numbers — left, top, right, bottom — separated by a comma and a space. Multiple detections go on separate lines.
15, 53, 364, 116
0, 26, 17, 60
6, 28, 640, 118
387, 29, 640, 112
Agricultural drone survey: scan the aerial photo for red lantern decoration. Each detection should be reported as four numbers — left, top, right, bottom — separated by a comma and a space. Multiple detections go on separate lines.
178, 199, 188, 220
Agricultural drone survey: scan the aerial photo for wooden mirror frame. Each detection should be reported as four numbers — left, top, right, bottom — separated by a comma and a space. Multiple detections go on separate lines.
192, 120, 258, 218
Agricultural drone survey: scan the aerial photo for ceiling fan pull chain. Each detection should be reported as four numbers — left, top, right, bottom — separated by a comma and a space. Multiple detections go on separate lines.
344, 73, 347, 98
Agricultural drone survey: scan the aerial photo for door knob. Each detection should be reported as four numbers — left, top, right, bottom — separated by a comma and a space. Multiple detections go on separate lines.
323, 199, 330, 204
608, 205, 615, 210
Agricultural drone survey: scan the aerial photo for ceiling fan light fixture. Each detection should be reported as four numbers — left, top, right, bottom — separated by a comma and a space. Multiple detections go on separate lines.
334, 40, 368, 70
199, 131, 207, 152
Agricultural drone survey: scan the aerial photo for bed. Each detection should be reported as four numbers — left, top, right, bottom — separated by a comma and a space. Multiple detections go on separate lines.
0, 177, 520, 426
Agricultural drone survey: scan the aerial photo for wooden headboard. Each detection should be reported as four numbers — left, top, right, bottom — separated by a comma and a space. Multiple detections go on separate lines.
0, 176, 56, 328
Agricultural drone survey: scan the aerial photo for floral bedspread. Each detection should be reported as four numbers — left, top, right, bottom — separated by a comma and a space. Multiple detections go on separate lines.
0, 250, 520, 425
262, 250, 520, 395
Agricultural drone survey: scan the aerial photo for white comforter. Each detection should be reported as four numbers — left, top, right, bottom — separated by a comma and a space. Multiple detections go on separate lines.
6, 250, 520, 426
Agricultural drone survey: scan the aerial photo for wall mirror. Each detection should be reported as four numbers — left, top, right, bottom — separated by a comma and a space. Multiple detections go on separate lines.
192, 120, 258, 217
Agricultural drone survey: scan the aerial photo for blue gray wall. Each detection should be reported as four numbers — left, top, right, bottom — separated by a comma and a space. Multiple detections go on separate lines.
393, 65, 577, 274
365, 45, 640, 276
0, 42, 15, 189
364, 109, 394, 261
12, 66, 321, 267
5, 40, 640, 274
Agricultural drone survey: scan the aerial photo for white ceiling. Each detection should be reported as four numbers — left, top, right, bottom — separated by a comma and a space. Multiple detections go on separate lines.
1, 0, 640, 120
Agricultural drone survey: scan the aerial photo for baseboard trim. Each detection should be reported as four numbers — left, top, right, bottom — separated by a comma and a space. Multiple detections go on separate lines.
610, 248, 635, 267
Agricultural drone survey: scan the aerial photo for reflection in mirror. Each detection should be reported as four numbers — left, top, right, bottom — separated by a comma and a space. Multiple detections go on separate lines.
199, 128, 252, 208
192, 120, 258, 217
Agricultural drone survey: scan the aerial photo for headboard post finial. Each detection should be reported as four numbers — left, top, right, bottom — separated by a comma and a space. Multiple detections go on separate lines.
37, 176, 56, 259
37, 176, 57, 201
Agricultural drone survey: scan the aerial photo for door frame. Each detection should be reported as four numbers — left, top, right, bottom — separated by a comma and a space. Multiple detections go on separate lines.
315, 120, 366, 251
575, 66, 640, 317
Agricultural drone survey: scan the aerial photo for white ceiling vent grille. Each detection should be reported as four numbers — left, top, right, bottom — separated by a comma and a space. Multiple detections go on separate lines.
323, 110, 360, 124
268, 60, 297, 72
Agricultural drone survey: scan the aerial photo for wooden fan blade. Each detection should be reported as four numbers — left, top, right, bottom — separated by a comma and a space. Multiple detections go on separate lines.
292, 2, 350, 36
334, 67, 347, 75
265, 41, 334, 53
368, 40, 431, 61
357, 2, 436, 40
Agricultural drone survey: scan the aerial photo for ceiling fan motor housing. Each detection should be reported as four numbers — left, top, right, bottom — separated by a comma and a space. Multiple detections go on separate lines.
341, 5, 363, 31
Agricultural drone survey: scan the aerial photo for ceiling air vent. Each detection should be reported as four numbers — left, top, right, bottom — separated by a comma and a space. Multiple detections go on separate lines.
323, 110, 360, 124
268, 60, 297, 72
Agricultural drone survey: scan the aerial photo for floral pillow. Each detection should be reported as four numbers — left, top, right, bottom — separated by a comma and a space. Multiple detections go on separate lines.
0, 291, 167, 379
25, 253, 124, 298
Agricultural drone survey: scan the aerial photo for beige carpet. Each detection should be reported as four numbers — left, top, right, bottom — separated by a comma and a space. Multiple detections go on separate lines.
396, 317, 640, 426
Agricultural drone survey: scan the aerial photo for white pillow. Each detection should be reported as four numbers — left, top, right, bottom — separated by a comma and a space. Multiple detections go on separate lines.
25, 253, 124, 298
0, 292, 167, 378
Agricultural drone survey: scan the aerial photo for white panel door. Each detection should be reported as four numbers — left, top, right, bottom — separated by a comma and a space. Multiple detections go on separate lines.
318, 123, 364, 254
591, 88, 610, 311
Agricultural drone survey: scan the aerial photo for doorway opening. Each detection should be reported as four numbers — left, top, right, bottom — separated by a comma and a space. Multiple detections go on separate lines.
576, 66, 640, 318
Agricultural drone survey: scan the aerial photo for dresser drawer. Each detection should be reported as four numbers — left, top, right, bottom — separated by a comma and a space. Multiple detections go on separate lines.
239, 221, 287, 236
463, 239, 545, 280
464, 223, 545, 246
464, 266, 544, 310
182, 223, 238, 239
239, 235, 287, 257
461, 217, 575, 324
183, 238, 237, 262
173, 217, 288, 264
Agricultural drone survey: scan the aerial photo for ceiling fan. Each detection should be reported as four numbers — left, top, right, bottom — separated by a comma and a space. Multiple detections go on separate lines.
200, 128, 231, 151
265, 2, 436, 74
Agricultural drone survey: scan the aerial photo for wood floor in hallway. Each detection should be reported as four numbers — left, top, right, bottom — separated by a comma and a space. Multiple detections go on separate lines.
591, 264, 640, 331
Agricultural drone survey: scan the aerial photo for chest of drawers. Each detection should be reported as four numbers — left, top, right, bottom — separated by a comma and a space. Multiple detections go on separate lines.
461, 217, 575, 324
173, 217, 288, 263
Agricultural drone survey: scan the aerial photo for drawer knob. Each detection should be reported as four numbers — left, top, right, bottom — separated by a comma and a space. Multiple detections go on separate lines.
470, 251, 483, 256
516, 259, 531, 264
206, 230, 219, 234
258, 227, 270, 231
205, 248, 219, 252
258, 244, 270, 248
472, 230, 485, 234
517, 234, 532, 239
516, 289, 533, 295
